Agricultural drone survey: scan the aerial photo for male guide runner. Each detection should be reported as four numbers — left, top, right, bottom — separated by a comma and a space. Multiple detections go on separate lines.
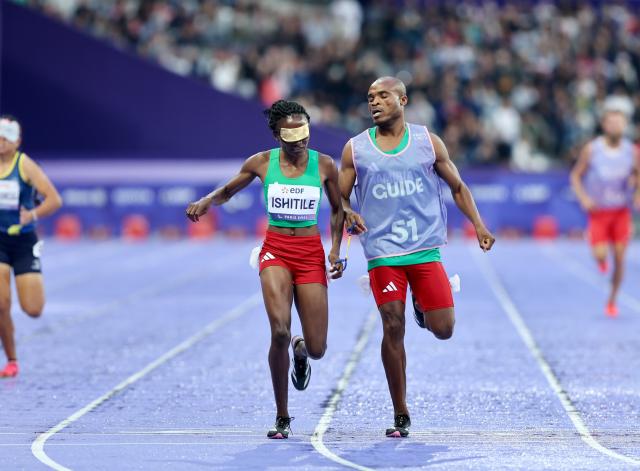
339, 77, 495, 437
571, 96, 640, 317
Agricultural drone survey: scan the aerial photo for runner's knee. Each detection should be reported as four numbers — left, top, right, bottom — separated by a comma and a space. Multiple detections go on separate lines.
423, 307, 455, 340
22, 302, 43, 318
270, 324, 291, 348
305, 341, 326, 360
431, 317, 454, 340
433, 326, 454, 340
380, 305, 405, 340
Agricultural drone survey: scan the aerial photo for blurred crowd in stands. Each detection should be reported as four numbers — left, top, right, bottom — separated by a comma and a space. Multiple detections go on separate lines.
18, 0, 640, 170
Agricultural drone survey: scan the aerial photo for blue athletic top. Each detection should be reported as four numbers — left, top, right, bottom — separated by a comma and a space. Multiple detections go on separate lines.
0, 152, 36, 234
584, 137, 635, 209
351, 123, 447, 261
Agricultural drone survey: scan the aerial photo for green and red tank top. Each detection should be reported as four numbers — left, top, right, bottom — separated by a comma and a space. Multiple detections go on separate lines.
263, 148, 322, 228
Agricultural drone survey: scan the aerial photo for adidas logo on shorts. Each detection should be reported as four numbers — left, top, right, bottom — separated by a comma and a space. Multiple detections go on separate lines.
382, 281, 398, 293
261, 252, 276, 263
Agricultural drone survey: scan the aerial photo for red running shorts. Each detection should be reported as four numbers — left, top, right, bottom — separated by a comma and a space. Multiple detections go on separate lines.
259, 230, 327, 286
369, 262, 454, 311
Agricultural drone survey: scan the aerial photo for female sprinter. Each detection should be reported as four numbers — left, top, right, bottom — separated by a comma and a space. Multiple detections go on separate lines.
0, 116, 63, 378
186, 100, 344, 439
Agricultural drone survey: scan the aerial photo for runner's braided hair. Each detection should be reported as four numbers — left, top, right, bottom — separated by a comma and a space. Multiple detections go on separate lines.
264, 100, 310, 132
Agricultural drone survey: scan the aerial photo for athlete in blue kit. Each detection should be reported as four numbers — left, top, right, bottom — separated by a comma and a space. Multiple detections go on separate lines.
339, 77, 495, 437
0, 116, 63, 378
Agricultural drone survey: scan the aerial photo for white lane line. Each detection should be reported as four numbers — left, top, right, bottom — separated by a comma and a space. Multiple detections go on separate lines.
31, 292, 262, 471
5, 428, 637, 439
1, 430, 255, 436
14, 441, 314, 447
117, 429, 255, 435
541, 244, 640, 314
9, 430, 640, 448
471, 247, 640, 467
311, 309, 378, 471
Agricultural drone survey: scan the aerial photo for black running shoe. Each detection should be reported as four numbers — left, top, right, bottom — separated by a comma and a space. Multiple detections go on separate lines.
411, 294, 427, 329
386, 414, 411, 437
267, 416, 292, 439
290, 335, 311, 391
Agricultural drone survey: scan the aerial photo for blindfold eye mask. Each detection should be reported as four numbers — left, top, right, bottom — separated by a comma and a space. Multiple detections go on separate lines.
0, 120, 20, 143
280, 123, 309, 143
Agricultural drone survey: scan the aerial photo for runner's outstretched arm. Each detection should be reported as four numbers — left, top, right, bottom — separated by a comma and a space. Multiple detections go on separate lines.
431, 133, 495, 252
186, 154, 261, 222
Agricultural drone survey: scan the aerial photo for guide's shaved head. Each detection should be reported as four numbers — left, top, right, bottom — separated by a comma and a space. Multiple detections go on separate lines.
370, 76, 407, 97
367, 76, 408, 126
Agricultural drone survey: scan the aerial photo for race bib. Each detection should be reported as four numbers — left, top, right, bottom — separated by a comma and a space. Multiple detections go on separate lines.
267, 183, 320, 221
0, 180, 20, 210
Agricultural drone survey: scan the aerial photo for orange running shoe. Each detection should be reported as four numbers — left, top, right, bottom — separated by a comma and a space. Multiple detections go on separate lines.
0, 361, 18, 378
605, 303, 618, 318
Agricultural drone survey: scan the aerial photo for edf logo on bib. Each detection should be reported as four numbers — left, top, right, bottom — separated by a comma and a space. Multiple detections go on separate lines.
372, 178, 424, 200
279, 186, 305, 194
